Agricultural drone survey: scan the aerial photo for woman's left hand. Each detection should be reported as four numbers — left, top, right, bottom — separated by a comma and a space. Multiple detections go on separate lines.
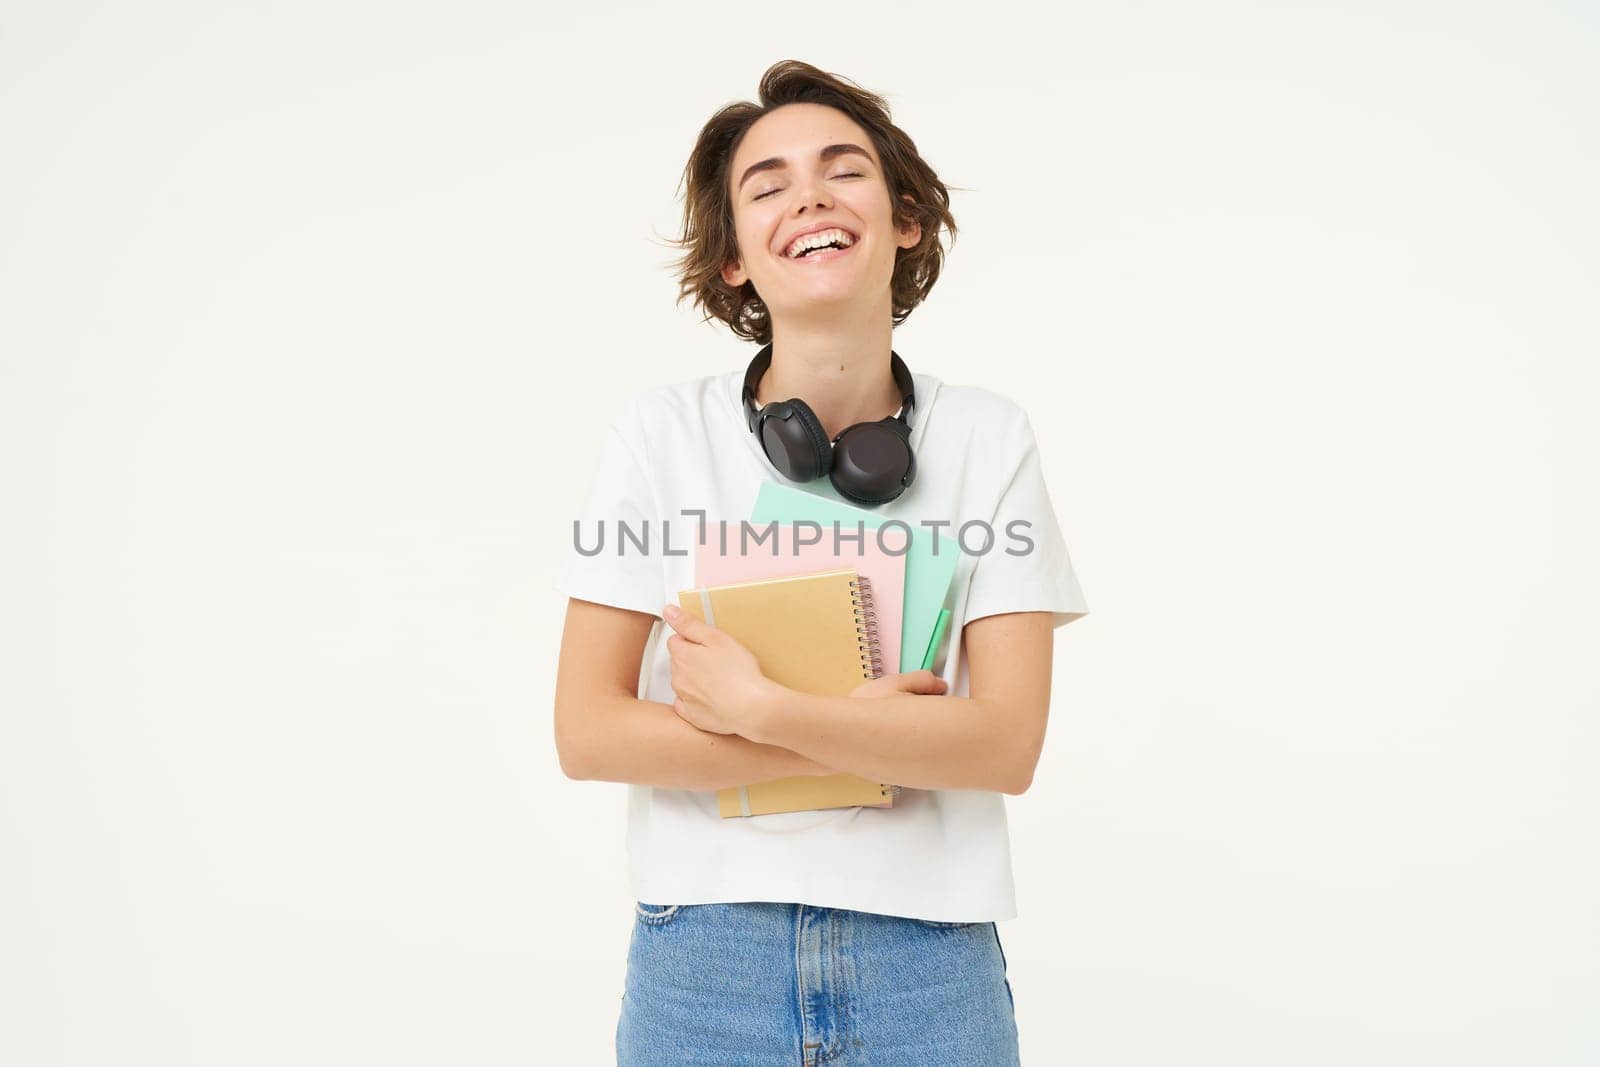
662, 604, 771, 735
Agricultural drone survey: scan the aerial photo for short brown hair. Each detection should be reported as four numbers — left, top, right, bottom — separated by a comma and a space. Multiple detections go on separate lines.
669, 60, 959, 345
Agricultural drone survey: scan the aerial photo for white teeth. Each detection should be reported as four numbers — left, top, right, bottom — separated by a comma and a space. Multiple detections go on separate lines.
785, 228, 855, 258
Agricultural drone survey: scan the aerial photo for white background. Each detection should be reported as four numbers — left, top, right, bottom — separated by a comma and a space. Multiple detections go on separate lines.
3, 2, 1596, 1063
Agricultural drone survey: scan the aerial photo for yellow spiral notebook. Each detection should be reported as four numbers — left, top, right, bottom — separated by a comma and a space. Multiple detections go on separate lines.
676, 568, 900, 818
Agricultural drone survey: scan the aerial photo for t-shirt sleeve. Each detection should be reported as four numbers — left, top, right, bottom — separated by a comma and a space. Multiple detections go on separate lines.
553, 409, 666, 619
963, 412, 1090, 629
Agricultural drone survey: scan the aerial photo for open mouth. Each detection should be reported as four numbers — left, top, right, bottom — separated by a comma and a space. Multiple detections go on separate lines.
782, 227, 858, 263
785, 242, 856, 265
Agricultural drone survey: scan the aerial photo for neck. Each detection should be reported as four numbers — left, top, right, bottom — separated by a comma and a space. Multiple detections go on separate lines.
756, 309, 903, 441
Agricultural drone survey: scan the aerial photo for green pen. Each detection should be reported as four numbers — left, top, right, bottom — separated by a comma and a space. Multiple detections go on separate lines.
919, 608, 952, 672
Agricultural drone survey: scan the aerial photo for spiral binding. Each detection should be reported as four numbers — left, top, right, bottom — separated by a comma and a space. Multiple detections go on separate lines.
851, 574, 900, 804
849, 575, 885, 680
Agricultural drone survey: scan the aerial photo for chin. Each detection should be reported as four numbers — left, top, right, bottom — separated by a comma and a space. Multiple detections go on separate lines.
791, 272, 890, 303
776, 290, 866, 316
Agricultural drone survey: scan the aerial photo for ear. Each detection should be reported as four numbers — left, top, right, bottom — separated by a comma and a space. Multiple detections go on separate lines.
895, 192, 922, 250
720, 259, 748, 287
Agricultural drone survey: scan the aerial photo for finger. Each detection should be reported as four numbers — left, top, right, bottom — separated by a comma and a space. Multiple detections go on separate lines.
898, 670, 948, 695
663, 603, 715, 644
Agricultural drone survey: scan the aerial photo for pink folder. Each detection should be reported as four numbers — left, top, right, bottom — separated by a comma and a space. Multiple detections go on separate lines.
695, 521, 908, 670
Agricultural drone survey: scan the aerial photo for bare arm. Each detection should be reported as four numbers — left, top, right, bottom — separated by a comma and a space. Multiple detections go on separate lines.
738, 612, 1055, 795
554, 597, 839, 791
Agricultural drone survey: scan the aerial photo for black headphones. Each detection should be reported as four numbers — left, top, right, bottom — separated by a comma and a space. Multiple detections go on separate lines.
742, 342, 918, 505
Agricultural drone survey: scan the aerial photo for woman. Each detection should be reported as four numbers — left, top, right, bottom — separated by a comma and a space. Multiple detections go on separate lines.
554, 60, 1089, 1066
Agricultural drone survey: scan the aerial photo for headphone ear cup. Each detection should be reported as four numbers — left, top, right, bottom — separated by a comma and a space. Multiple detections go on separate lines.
892, 417, 916, 490
756, 399, 833, 483
829, 417, 916, 504
789, 399, 834, 480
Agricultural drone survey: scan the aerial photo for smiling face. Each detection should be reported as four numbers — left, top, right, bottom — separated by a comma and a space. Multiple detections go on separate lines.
719, 102, 921, 324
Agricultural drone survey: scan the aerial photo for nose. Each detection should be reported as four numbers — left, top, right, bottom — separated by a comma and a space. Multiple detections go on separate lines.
791, 173, 833, 213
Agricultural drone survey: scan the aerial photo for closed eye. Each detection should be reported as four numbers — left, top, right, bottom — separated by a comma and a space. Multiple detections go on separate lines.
753, 172, 866, 201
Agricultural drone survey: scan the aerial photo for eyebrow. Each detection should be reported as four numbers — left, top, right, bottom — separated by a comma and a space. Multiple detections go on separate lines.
736, 143, 875, 193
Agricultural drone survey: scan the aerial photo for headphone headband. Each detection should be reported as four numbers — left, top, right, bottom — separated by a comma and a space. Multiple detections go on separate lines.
742, 343, 916, 433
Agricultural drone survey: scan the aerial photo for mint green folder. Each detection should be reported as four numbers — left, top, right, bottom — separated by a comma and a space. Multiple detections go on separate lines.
751, 481, 960, 674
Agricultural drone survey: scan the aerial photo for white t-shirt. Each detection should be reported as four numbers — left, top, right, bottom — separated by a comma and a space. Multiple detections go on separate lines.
555, 364, 1089, 922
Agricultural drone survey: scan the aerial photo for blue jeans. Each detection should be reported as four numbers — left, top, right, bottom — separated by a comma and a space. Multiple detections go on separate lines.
617, 901, 1020, 1066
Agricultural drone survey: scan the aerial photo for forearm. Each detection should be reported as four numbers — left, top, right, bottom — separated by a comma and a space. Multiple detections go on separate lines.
744, 685, 1029, 794
566, 693, 837, 791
